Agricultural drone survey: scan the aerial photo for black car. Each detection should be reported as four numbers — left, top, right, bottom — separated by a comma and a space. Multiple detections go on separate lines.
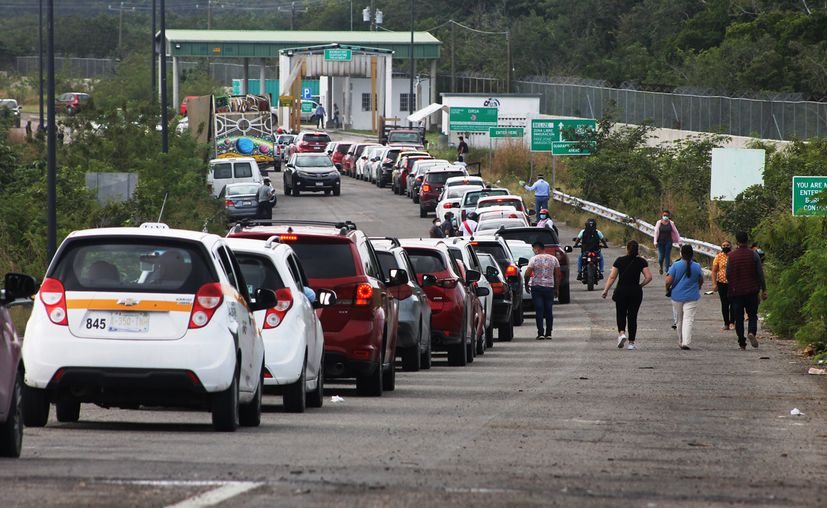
476, 252, 513, 345
283, 153, 341, 196
470, 237, 526, 326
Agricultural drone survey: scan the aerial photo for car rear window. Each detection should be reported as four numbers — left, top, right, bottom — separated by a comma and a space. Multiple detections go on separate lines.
288, 242, 356, 279
304, 134, 331, 143
496, 229, 560, 246
478, 198, 522, 210
233, 163, 253, 178
376, 251, 400, 279
463, 189, 509, 207
227, 184, 259, 196
473, 243, 510, 266
51, 239, 215, 293
212, 163, 232, 179
234, 253, 286, 296
446, 178, 482, 187
336, 144, 352, 154
425, 171, 465, 185
389, 132, 420, 143
277, 135, 294, 144
404, 249, 447, 275
477, 219, 526, 231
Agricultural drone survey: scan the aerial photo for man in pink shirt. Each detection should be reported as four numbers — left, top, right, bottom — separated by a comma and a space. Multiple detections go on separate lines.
524, 241, 561, 340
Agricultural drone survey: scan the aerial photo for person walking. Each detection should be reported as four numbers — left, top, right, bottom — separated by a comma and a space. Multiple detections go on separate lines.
256, 178, 275, 219
314, 104, 326, 129
429, 217, 445, 238
653, 210, 681, 275
332, 103, 341, 128
601, 240, 653, 350
665, 245, 703, 350
521, 174, 551, 214
524, 241, 561, 340
457, 135, 469, 162
727, 231, 767, 350
711, 239, 734, 331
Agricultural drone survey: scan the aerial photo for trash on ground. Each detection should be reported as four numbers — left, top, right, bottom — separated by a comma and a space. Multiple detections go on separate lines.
331, 395, 345, 403
760, 356, 770, 360
807, 367, 827, 375
790, 408, 804, 416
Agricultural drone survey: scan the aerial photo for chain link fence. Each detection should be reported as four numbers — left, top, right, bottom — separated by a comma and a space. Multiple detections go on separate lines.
16, 56, 115, 78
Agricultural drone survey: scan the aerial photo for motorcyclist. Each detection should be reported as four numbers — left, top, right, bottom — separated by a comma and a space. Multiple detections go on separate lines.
460, 211, 479, 237
536, 208, 555, 231
573, 218, 608, 280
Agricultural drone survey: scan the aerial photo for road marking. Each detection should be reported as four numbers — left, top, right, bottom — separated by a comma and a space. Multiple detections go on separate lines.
165, 482, 261, 508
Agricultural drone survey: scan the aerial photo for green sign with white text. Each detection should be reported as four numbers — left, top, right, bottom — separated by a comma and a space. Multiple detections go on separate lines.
792, 176, 827, 216
324, 49, 352, 61
489, 127, 525, 138
530, 118, 596, 155
449, 107, 498, 132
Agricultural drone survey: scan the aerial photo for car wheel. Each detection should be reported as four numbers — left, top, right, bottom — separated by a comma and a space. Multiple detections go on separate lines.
283, 178, 290, 195
306, 355, 324, 409
420, 339, 432, 370
476, 329, 486, 356
419, 206, 427, 218
332, 186, 341, 196
283, 356, 307, 413
22, 384, 50, 428
324, 190, 331, 196
498, 322, 514, 342
466, 338, 475, 364
239, 363, 263, 427
55, 398, 80, 423
413, 194, 419, 204
356, 363, 383, 397
401, 346, 420, 372
382, 362, 396, 392
292, 184, 301, 196
0, 372, 24, 457
211, 370, 239, 432
558, 283, 571, 304
447, 342, 467, 366
513, 301, 525, 326
485, 326, 495, 348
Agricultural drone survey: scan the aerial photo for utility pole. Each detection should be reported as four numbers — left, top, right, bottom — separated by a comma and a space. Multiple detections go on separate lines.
506, 30, 512, 93
350, 0, 353, 30
409, 0, 414, 124
207, 0, 212, 29
278, 1, 307, 30
370, 0, 376, 31
450, 21, 455, 93
118, 1, 124, 51
46, 0, 56, 262
160, 0, 168, 153
151, 0, 156, 99
38, 0, 44, 131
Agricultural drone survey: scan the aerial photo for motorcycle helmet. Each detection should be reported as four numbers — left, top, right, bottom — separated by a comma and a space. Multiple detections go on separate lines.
586, 218, 597, 229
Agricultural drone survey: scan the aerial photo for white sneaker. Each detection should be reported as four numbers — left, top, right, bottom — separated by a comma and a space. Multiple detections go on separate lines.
617, 333, 627, 349
627, 343, 636, 350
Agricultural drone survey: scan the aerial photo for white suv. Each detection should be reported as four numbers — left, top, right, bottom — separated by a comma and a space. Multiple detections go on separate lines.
22, 223, 268, 432
226, 237, 336, 413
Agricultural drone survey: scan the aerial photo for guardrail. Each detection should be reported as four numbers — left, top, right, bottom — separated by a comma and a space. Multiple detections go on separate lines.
552, 189, 721, 258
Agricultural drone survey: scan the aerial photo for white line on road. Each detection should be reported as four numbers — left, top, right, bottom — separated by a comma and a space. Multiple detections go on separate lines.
164, 482, 261, 508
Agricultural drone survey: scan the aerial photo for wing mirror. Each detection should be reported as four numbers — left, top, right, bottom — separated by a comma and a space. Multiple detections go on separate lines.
518, 257, 529, 267
485, 266, 499, 278
421, 273, 437, 287
388, 268, 409, 287
251, 288, 278, 311
465, 269, 481, 284
2, 272, 38, 304
475, 286, 490, 297
313, 288, 337, 309
564, 245, 573, 253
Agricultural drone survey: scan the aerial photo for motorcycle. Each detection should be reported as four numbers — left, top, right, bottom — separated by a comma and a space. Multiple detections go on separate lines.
580, 250, 600, 291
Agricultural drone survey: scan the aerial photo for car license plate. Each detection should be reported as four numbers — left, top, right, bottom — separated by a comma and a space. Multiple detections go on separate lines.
108, 311, 150, 333
315, 182, 324, 186
242, 200, 252, 206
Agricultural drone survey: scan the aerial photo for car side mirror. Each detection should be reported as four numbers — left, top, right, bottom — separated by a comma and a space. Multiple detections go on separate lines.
251, 288, 278, 311
485, 266, 499, 278
387, 268, 409, 286
314, 288, 337, 308
518, 257, 529, 267
564, 246, 573, 253
465, 269, 481, 284
2, 272, 38, 303
475, 286, 490, 297
421, 274, 437, 287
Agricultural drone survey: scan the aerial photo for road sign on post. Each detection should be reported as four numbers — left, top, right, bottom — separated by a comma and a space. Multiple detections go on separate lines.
449, 107, 498, 132
530, 118, 596, 155
300, 101, 313, 113
792, 176, 827, 216
302, 88, 312, 100
489, 127, 524, 138
324, 48, 352, 61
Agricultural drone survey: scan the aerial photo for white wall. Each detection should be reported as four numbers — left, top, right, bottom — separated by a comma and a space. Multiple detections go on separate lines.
331, 77, 431, 131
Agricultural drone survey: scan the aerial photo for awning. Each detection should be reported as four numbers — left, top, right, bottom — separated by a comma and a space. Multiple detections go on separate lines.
407, 103, 446, 123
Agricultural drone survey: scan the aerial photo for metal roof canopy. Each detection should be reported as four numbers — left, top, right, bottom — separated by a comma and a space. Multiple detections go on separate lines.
164, 29, 441, 60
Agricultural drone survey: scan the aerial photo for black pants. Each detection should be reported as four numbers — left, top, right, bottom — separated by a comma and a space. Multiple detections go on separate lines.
730, 293, 759, 346
717, 282, 734, 326
256, 201, 272, 219
614, 287, 643, 341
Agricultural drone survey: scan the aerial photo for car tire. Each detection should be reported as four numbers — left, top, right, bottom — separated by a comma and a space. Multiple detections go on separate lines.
283, 178, 290, 195
413, 194, 419, 204
558, 283, 571, 304
283, 356, 307, 413
513, 302, 525, 326
306, 355, 324, 409
211, 370, 239, 432
485, 326, 495, 348
324, 190, 331, 196
420, 340, 432, 370
55, 398, 80, 423
0, 372, 24, 458
22, 384, 50, 428
466, 338, 475, 364
447, 342, 467, 366
292, 185, 301, 197
401, 346, 420, 372
476, 330, 486, 356
356, 363, 383, 397
382, 363, 396, 392
498, 322, 514, 342
419, 206, 427, 218
332, 186, 341, 196
239, 364, 263, 427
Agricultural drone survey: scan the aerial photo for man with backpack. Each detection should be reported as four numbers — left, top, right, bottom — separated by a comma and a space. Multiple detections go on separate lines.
574, 218, 608, 280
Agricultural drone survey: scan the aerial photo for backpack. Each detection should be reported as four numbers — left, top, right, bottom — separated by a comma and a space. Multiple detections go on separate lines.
581, 228, 600, 251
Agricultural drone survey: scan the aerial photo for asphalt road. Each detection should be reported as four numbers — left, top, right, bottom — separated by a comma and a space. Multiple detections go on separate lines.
2, 160, 826, 507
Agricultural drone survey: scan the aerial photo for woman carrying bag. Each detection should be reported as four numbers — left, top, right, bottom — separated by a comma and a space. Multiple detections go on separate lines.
601, 241, 653, 350
666, 245, 704, 350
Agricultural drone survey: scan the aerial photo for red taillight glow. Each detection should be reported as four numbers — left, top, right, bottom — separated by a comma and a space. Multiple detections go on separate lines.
444, 203, 452, 209
264, 288, 293, 329
422, 184, 431, 193
354, 283, 373, 306
40, 277, 68, 326
225, 199, 234, 207
490, 282, 506, 295
189, 283, 223, 329
505, 265, 519, 278
278, 234, 298, 242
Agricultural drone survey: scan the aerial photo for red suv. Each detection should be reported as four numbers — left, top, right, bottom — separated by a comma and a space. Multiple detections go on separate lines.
418, 168, 468, 218
289, 131, 331, 156
229, 220, 404, 396
330, 142, 352, 170
400, 240, 480, 367
56, 92, 91, 115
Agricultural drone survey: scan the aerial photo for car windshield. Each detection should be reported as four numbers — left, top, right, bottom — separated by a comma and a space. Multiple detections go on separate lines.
295, 155, 332, 167
233, 252, 286, 296
288, 242, 356, 279
404, 249, 447, 275
507, 242, 534, 261
463, 189, 509, 207
478, 199, 522, 210
472, 243, 510, 266
0, 99, 18, 109
376, 251, 400, 279
304, 134, 331, 143
226, 184, 260, 196
477, 219, 526, 231
389, 132, 420, 143
425, 171, 466, 185
51, 239, 215, 293
212, 163, 232, 179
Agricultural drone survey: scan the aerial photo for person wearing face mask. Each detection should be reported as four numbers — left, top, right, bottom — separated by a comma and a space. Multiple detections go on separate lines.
429, 217, 445, 238
535, 208, 555, 231
653, 210, 681, 275
711, 240, 734, 331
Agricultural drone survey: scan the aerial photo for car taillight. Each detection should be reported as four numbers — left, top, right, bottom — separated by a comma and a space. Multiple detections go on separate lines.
436, 278, 458, 289
490, 282, 506, 295
422, 184, 431, 193
189, 283, 223, 329
225, 199, 234, 207
444, 203, 452, 209
264, 288, 293, 329
40, 277, 68, 326
354, 283, 373, 306
505, 265, 519, 278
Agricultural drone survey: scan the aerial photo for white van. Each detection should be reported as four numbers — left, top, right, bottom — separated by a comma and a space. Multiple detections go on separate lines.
208, 157, 263, 197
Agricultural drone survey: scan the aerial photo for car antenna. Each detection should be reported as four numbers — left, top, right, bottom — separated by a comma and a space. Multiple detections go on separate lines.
157, 192, 169, 222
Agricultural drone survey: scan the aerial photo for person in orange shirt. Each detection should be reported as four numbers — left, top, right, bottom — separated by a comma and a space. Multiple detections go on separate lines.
711, 239, 734, 331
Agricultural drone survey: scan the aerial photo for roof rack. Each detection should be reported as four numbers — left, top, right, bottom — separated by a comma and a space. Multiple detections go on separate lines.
368, 236, 401, 248
233, 219, 358, 231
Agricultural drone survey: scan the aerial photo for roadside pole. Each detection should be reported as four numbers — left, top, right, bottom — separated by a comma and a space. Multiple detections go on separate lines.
552, 155, 557, 192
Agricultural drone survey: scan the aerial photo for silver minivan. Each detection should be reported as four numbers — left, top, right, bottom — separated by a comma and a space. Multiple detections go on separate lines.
208, 157, 264, 197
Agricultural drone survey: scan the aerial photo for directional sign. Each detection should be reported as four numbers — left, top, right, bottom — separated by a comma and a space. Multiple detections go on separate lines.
300, 101, 313, 113
489, 127, 524, 138
449, 107, 498, 132
531, 118, 597, 155
302, 88, 312, 100
324, 48, 352, 61
792, 176, 827, 216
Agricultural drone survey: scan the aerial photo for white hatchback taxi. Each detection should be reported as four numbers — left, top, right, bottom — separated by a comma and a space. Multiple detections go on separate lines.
22, 223, 269, 432
226, 237, 336, 412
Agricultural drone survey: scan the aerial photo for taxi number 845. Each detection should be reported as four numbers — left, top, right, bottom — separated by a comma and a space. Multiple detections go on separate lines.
85, 318, 107, 330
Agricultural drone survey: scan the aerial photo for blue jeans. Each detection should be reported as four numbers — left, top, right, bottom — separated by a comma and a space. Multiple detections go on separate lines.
657, 242, 673, 271
535, 196, 549, 214
531, 286, 555, 336
577, 250, 604, 274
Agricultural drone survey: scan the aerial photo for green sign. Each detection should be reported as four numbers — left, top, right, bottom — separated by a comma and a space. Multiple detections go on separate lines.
530, 118, 597, 155
324, 49, 352, 61
449, 107, 498, 132
300, 101, 313, 113
489, 127, 524, 138
792, 176, 827, 216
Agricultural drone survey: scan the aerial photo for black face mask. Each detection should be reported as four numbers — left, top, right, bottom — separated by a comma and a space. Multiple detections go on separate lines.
722, 246, 731, 253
